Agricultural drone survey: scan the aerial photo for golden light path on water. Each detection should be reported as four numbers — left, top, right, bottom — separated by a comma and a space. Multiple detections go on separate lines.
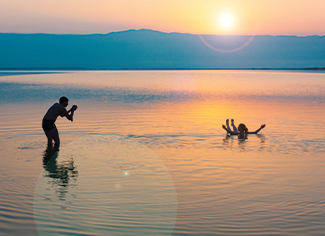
33, 134, 177, 236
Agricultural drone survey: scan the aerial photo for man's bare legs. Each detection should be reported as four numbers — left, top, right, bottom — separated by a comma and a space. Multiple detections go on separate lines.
43, 142, 59, 165
44, 126, 60, 150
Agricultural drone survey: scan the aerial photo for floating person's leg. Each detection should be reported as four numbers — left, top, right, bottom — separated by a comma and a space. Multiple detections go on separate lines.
231, 119, 238, 133
226, 119, 233, 132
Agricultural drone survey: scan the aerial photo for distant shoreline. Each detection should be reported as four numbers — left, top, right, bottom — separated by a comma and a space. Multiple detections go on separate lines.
0, 67, 324, 71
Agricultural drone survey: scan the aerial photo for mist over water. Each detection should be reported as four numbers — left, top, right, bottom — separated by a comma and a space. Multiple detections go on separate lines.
0, 70, 325, 235
2, 70, 325, 104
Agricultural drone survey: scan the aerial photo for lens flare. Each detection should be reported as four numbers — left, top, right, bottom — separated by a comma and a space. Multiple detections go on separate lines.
198, 34, 255, 53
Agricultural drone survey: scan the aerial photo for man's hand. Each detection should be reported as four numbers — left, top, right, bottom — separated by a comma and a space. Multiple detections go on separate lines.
260, 124, 266, 129
72, 105, 78, 111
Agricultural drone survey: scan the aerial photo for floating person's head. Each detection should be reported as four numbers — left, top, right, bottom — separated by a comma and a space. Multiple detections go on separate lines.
59, 96, 69, 107
238, 123, 248, 133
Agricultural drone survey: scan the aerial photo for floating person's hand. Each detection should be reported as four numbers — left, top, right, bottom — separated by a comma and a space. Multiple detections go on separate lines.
222, 125, 233, 135
72, 105, 78, 111
253, 124, 266, 134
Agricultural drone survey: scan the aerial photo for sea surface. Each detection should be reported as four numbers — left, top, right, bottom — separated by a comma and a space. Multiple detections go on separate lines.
0, 70, 325, 235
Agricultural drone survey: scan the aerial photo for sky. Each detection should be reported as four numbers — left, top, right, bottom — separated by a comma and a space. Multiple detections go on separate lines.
1, 0, 325, 36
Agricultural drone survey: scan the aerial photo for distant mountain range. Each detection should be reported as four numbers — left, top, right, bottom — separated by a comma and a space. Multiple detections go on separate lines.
0, 29, 324, 70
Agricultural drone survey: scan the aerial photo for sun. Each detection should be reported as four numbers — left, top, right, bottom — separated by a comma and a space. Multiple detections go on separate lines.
218, 13, 235, 29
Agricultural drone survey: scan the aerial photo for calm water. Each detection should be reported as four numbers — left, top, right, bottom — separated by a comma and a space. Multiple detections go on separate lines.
0, 70, 325, 235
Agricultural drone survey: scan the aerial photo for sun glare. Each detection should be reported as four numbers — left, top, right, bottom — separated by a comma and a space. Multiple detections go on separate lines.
219, 13, 235, 29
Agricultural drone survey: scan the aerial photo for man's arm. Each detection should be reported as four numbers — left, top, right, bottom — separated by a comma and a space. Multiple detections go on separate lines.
67, 105, 78, 113
62, 105, 77, 121
62, 109, 74, 121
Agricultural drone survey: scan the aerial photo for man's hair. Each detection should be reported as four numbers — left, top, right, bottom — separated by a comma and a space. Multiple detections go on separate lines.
59, 96, 69, 103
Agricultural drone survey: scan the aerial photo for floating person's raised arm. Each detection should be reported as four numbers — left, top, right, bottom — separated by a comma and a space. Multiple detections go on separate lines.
251, 124, 266, 134
222, 125, 237, 135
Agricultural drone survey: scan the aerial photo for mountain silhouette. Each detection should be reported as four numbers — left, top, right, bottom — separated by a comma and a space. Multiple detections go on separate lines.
0, 29, 324, 69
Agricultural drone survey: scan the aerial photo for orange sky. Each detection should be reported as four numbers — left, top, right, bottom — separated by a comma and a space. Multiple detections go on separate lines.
1, 0, 324, 35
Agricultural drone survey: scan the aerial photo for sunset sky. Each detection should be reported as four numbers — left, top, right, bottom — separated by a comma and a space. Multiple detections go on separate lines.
1, 0, 325, 35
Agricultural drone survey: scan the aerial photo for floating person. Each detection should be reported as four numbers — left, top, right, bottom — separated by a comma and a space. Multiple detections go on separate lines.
222, 119, 265, 138
42, 96, 77, 150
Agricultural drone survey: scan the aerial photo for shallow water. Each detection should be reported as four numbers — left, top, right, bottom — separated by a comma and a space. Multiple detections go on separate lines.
0, 70, 325, 235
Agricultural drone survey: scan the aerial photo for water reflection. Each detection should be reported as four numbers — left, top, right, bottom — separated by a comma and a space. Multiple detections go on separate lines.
42, 147, 78, 201
2, 70, 325, 235
34, 135, 177, 236
223, 134, 265, 151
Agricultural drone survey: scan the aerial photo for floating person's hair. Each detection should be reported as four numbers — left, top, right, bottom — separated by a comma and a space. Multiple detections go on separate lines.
59, 96, 69, 103
238, 123, 248, 133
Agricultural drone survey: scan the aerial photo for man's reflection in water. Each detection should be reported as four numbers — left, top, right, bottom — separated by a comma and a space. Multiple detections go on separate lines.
223, 134, 265, 151
42, 146, 78, 201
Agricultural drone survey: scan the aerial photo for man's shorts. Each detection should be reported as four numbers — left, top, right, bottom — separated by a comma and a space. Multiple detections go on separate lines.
42, 119, 56, 131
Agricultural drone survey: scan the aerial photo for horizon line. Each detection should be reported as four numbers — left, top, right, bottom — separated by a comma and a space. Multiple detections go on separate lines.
0, 28, 324, 37
1, 67, 325, 71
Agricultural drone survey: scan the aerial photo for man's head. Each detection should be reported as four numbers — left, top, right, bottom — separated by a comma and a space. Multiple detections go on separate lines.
59, 96, 69, 107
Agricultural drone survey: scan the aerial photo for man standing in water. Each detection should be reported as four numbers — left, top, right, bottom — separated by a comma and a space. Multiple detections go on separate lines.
42, 96, 77, 149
